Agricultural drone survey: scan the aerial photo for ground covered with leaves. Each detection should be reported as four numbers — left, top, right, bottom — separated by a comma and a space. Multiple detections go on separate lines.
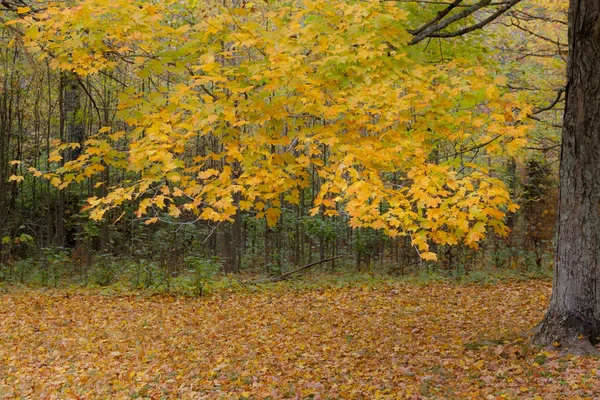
0, 280, 598, 399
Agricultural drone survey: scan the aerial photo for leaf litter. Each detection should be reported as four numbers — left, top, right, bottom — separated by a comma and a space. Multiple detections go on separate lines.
0, 281, 598, 399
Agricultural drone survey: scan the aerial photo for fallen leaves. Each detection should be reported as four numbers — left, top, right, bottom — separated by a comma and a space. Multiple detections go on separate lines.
0, 281, 597, 398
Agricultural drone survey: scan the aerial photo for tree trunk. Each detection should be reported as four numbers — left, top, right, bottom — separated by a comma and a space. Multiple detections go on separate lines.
532, 1, 600, 354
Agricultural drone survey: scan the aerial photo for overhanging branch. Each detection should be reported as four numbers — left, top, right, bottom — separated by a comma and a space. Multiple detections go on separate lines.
408, 0, 523, 45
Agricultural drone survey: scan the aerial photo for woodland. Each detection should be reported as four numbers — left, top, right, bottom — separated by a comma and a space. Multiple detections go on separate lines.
2, 0, 600, 398
0, 0, 561, 293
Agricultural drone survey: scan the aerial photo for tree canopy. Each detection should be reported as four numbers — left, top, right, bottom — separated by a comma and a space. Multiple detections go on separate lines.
5, 0, 547, 260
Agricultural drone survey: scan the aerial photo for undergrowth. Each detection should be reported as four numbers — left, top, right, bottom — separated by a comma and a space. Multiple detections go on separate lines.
0, 253, 553, 297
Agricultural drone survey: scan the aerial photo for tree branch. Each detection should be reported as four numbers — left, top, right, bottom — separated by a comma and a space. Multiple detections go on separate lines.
532, 87, 565, 115
408, 0, 523, 45
427, 0, 523, 40
246, 255, 344, 284
409, 0, 493, 45
409, 0, 464, 37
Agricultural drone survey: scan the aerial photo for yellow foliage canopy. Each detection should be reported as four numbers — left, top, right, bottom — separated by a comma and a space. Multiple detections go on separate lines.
14, 0, 531, 253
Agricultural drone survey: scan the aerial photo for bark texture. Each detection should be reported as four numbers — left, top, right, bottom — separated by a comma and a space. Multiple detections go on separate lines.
533, 0, 600, 354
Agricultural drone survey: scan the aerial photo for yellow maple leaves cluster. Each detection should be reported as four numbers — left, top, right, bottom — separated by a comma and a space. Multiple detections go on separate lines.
8, 0, 532, 257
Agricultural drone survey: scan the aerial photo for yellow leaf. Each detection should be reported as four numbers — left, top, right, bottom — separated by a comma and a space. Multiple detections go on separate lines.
169, 204, 181, 217
109, 131, 126, 141
485, 85, 499, 100
371, 220, 385, 230
420, 252, 438, 261
155, 195, 166, 209
239, 200, 253, 211
265, 208, 281, 227
9, 175, 24, 182
198, 169, 218, 179
90, 208, 106, 221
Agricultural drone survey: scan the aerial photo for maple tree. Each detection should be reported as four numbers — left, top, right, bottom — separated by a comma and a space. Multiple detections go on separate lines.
4, 0, 598, 358
4, 3, 600, 398
6, 0, 532, 263
2, 1, 568, 270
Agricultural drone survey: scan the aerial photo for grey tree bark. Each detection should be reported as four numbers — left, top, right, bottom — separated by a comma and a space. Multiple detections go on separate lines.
532, 0, 600, 354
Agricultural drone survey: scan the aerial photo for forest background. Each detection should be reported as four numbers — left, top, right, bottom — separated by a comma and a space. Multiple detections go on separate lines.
0, 0, 566, 292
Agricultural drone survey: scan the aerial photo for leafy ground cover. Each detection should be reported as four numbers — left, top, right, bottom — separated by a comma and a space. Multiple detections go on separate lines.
0, 280, 597, 399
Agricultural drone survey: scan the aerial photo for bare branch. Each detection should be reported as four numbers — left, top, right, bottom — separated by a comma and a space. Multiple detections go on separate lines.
409, 0, 464, 37
426, 0, 522, 40
408, 0, 523, 45
528, 115, 562, 129
409, 0, 493, 45
532, 87, 565, 115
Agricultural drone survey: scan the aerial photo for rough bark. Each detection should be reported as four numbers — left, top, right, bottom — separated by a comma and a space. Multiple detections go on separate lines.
532, 0, 600, 354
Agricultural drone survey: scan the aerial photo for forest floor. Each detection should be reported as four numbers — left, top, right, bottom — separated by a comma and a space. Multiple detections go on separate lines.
0, 280, 598, 399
